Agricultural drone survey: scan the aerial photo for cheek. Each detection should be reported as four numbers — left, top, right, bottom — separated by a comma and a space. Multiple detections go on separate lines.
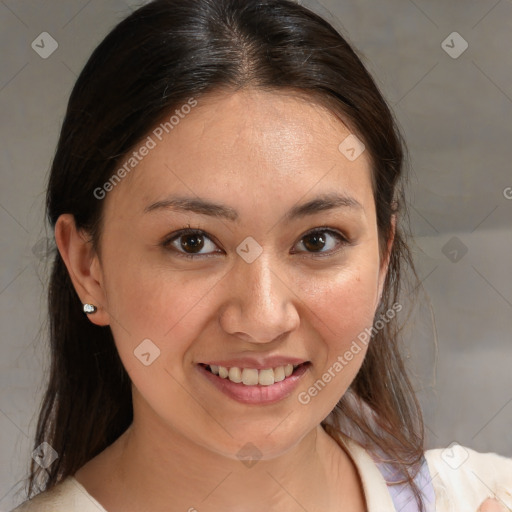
292, 263, 380, 414
300, 263, 380, 344
103, 255, 225, 365
295, 257, 380, 386
103, 265, 222, 425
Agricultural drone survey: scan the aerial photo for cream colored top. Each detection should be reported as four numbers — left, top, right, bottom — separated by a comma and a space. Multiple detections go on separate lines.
11, 437, 512, 511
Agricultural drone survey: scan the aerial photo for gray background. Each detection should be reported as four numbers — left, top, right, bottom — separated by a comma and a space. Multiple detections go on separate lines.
1, 0, 511, 509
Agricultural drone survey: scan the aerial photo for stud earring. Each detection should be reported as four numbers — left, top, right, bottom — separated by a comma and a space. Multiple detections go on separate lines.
83, 303, 97, 314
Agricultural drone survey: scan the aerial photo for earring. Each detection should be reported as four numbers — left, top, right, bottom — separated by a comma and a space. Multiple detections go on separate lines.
83, 303, 97, 314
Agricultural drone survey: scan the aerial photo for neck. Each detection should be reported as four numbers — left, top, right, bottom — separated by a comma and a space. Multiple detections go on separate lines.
77, 401, 366, 512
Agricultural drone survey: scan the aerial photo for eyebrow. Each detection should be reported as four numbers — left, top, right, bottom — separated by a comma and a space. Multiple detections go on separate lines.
143, 192, 363, 222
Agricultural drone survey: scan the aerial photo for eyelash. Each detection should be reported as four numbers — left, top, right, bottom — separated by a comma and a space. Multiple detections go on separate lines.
161, 224, 350, 260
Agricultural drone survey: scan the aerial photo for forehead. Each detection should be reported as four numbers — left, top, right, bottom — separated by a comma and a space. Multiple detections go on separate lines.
102, 88, 374, 219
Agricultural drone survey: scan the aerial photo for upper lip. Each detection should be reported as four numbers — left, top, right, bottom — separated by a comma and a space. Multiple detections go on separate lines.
200, 357, 309, 370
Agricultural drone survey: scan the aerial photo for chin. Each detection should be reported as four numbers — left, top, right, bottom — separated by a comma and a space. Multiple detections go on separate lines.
206, 420, 315, 462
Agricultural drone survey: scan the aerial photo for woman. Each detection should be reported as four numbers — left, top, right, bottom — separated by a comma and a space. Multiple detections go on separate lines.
11, 1, 512, 511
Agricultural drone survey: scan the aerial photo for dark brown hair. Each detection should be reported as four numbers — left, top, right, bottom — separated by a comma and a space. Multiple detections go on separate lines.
26, 0, 425, 509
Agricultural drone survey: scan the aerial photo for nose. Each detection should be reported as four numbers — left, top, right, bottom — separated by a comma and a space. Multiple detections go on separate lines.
218, 252, 300, 344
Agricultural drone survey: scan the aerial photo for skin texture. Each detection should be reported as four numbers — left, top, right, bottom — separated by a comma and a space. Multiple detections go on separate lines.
56, 88, 392, 512
477, 498, 509, 511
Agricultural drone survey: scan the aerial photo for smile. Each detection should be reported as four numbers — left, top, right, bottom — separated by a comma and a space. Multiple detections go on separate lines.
197, 362, 311, 405
207, 363, 300, 385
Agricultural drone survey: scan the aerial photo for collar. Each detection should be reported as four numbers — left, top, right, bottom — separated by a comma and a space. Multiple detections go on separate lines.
336, 433, 398, 512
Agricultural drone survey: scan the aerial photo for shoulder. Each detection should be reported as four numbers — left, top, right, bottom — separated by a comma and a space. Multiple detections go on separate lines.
10, 476, 106, 512
424, 444, 512, 511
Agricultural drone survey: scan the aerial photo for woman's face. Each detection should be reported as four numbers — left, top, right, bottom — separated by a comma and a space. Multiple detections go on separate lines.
91, 89, 389, 459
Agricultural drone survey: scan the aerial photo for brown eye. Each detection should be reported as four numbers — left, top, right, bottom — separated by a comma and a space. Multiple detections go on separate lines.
163, 228, 221, 259
302, 232, 328, 252
180, 233, 205, 253
294, 228, 347, 255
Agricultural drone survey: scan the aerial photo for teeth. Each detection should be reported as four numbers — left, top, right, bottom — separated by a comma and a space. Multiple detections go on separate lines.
242, 368, 259, 385
258, 369, 274, 386
273, 366, 285, 382
228, 367, 242, 383
207, 363, 302, 385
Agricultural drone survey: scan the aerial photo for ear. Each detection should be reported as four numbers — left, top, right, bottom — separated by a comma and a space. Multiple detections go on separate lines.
376, 214, 396, 308
54, 213, 110, 326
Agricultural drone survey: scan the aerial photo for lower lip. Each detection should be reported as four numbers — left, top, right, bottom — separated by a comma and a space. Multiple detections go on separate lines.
197, 363, 310, 405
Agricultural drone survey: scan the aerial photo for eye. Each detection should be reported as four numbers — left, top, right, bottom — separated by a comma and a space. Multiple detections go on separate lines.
161, 226, 348, 260
162, 227, 222, 259
292, 227, 348, 256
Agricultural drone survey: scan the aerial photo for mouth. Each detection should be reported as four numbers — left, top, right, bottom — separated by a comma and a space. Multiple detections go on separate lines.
197, 362, 311, 405
199, 362, 310, 386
